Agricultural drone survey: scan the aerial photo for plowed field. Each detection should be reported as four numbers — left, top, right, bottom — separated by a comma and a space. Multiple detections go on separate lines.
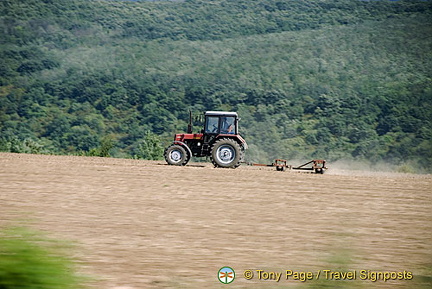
1, 153, 431, 288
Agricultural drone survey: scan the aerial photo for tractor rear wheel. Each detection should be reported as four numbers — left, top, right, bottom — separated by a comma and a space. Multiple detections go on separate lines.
164, 144, 190, 166
210, 138, 242, 168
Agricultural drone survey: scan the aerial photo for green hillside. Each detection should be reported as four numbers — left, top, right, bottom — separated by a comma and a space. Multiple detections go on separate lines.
1, 0, 431, 172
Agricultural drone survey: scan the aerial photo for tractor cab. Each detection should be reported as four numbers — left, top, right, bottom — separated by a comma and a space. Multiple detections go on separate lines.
204, 111, 238, 135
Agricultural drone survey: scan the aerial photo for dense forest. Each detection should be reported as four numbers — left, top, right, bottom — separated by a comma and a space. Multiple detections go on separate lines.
1, 0, 431, 172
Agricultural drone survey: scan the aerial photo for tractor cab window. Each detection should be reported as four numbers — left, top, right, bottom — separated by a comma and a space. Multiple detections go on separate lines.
205, 116, 219, 133
220, 116, 236, 134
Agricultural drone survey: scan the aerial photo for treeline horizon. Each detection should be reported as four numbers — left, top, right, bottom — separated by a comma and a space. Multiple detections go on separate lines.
1, 0, 431, 172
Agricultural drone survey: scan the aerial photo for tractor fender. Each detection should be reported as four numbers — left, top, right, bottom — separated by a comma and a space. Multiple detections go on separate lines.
172, 141, 192, 158
218, 135, 248, 150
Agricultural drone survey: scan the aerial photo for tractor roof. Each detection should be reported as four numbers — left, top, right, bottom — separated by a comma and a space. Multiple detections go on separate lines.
205, 111, 238, 117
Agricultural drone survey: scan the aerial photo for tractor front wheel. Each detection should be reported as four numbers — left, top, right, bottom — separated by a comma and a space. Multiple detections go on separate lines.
210, 138, 242, 168
164, 144, 190, 166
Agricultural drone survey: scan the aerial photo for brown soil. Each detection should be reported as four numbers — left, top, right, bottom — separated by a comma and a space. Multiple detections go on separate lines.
1, 153, 431, 289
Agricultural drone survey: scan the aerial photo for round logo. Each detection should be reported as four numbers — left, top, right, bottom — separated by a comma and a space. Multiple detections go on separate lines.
218, 266, 235, 284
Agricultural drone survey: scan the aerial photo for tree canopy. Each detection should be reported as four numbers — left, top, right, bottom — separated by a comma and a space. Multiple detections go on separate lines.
1, 0, 431, 172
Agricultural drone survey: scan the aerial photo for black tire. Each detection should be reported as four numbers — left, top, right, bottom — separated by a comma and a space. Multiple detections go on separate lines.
164, 144, 190, 166
276, 166, 286, 172
210, 138, 242, 168
315, 168, 324, 174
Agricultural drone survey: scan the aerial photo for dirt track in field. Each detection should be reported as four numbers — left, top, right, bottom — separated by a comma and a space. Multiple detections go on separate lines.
1, 153, 431, 289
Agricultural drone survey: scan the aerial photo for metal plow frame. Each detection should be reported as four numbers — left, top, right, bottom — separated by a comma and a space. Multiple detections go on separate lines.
248, 159, 327, 174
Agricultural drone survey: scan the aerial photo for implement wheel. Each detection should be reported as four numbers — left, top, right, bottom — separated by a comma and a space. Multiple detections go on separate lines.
210, 138, 242, 168
276, 166, 286, 172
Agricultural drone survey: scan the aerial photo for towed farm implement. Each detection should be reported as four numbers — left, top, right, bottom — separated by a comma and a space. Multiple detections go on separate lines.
248, 159, 328, 174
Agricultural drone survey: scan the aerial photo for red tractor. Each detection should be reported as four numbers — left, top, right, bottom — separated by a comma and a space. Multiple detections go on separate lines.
164, 111, 248, 168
